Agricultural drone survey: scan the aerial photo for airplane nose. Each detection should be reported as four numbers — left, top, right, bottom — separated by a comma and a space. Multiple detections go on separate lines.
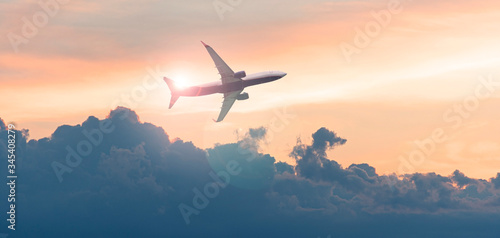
280, 72, 287, 77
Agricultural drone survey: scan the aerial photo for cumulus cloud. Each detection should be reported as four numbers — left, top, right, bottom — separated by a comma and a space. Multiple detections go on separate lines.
452, 170, 477, 188
491, 173, 500, 189
2, 108, 500, 237
207, 126, 276, 190
0, 118, 5, 131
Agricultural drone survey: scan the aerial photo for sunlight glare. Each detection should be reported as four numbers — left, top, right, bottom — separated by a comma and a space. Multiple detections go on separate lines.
172, 73, 191, 89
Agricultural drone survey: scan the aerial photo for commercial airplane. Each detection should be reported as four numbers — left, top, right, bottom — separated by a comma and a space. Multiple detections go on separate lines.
164, 41, 287, 122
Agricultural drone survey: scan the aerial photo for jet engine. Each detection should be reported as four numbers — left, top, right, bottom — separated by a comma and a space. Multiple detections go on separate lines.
237, 92, 249, 100
234, 71, 246, 78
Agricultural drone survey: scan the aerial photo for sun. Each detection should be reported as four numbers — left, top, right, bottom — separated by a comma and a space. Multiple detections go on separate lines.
172, 73, 191, 89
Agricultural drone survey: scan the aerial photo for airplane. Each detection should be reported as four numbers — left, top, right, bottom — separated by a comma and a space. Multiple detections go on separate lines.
164, 41, 287, 122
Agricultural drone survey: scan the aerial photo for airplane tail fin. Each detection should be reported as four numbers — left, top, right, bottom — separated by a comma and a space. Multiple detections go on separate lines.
163, 77, 180, 109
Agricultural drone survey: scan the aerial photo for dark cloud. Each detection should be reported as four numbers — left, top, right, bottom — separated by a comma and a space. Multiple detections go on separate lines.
491, 173, 500, 189
248, 127, 267, 140
0, 118, 5, 131
452, 170, 477, 188
2, 108, 500, 238
276, 161, 295, 175
312, 127, 347, 152
291, 128, 360, 191
207, 127, 276, 190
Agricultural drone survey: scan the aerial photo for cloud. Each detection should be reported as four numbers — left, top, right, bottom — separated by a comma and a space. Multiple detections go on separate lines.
207, 126, 276, 190
491, 173, 500, 189
0, 0, 316, 59
452, 170, 477, 188
2, 108, 500, 237
312, 127, 347, 152
291, 127, 353, 187
0, 118, 5, 131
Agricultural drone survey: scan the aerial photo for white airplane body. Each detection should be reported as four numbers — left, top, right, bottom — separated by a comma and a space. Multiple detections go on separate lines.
164, 41, 287, 122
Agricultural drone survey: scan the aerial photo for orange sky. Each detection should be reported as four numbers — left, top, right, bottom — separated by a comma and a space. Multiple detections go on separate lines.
2, 0, 500, 179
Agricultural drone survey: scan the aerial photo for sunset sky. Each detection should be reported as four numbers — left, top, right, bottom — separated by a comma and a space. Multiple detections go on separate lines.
2, 0, 500, 180
4, 1, 500, 237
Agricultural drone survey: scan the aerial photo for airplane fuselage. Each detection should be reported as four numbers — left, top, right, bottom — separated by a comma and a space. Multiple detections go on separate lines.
175, 71, 287, 97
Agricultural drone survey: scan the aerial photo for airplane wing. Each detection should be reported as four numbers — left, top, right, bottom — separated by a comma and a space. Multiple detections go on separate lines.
215, 90, 242, 122
202, 41, 241, 84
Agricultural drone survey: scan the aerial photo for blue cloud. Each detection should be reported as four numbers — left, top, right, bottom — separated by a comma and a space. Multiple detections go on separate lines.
1, 108, 500, 237
0, 118, 5, 131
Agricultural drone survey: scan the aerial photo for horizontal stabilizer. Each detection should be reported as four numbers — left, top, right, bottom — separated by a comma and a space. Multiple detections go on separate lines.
164, 77, 180, 109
